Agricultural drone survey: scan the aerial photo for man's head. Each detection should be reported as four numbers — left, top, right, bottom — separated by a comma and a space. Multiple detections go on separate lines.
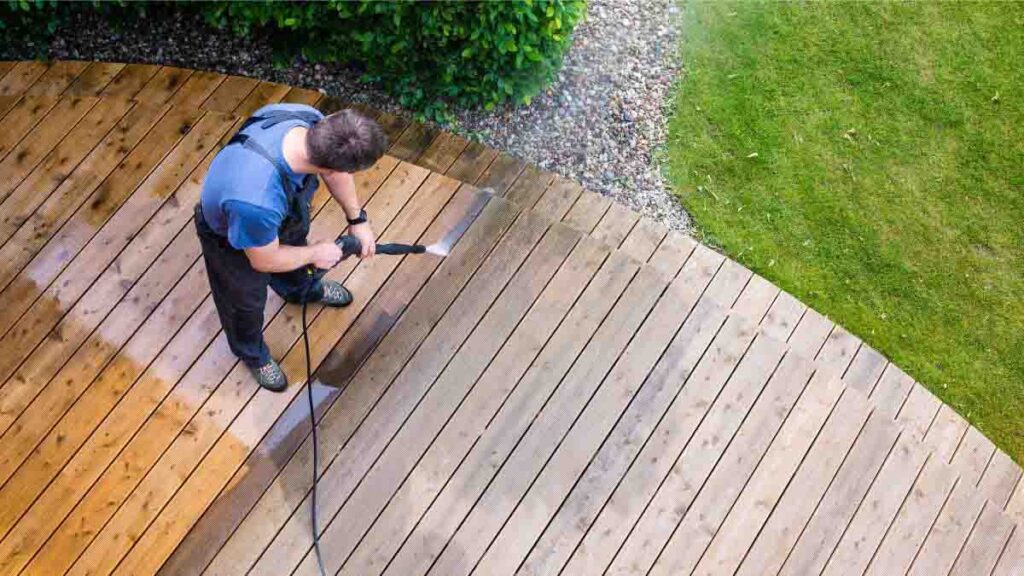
306, 109, 388, 174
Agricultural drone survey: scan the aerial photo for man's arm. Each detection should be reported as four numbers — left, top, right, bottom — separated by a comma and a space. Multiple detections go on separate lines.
245, 238, 342, 273
322, 171, 376, 257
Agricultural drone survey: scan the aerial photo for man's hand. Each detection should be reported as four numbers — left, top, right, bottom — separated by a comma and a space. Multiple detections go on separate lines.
349, 222, 376, 258
310, 241, 344, 269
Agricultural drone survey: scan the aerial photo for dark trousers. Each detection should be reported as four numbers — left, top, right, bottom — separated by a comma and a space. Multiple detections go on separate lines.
194, 204, 324, 368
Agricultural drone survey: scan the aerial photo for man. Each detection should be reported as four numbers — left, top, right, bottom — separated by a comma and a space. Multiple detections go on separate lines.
195, 102, 387, 391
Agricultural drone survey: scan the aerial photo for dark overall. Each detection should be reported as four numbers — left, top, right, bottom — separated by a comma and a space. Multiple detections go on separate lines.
194, 110, 325, 369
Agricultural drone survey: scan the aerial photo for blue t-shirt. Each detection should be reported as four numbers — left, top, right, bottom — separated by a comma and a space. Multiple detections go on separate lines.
200, 103, 325, 249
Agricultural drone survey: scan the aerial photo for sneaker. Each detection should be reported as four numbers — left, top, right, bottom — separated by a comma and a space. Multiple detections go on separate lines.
250, 359, 287, 392
320, 280, 353, 307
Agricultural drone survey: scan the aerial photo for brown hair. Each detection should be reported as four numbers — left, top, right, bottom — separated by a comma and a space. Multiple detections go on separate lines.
306, 109, 388, 173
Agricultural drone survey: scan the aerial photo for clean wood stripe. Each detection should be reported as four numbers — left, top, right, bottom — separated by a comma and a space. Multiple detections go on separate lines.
0, 95, 61, 162
159, 182, 482, 576
25, 161, 412, 576
66, 164, 431, 576
0, 61, 50, 96
6, 158, 395, 576
100, 63, 161, 100
65, 62, 126, 96
0, 96, 99, 204
0, 97, 135, 247
23, 61, 90, 97
446, 140, 498, 184
0, 108, 227, 434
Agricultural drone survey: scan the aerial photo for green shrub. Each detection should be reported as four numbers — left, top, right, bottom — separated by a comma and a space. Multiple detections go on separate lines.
2, 0, 587, 120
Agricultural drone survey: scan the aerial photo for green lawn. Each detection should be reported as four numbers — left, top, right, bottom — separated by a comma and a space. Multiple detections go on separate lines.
667, 2, 1023, 461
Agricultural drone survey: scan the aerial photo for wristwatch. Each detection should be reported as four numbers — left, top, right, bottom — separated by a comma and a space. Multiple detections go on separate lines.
346, 208, 368, 226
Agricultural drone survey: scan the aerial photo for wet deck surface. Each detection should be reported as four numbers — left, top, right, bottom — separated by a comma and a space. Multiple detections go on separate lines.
0, 60, 1020, 576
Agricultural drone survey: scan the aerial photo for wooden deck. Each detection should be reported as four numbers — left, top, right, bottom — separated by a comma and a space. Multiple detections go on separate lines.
0, 60, 1020, 576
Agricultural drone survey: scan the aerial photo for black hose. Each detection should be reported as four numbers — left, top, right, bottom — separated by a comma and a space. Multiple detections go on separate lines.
301, 275, 328, 576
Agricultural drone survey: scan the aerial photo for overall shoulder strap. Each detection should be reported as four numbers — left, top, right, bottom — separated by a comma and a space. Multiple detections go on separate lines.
232, 134, 298, 196
252, 109, 322, 129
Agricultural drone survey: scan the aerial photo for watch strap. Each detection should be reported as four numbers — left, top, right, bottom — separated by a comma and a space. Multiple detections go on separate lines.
346, 208, 368, 226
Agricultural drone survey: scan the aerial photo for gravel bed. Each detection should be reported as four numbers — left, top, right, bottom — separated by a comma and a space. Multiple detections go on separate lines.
11, 0, 690, 232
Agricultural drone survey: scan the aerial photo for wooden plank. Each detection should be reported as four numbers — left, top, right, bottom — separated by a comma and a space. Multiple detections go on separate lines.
682, 383, 874, 576
518, 295, 726, 576
843, 343, 887, 394
731, 272, 778, 322
27, 162, 417, 576
475, 151, 526, 195
0, 95, 61, 162
0, 61, 49, 96
65, 62, 126, 96
614, 354, 839, 573
446, 140, 498, 183
532, 175, 583, 222
0, 97, 135, 246
992, 530, 1024, 576
618, 217, 667, 265
0, 95, 98, 204
243, 208, 563, 576
336, 238, 619, 576
0, 102, 169, 276
117, 183, 512, 573
0, 107, 222, 422
382, 251, 641, 576
1006, 479, 1024, 524
134, 66, 194, 105
925, 404, 970, 464
233, 81, 293, 118
646, 231, 698, 279
416, 131, 469, 174
822, 434, 931, 576
373, 111, 411, 144
897, 383, 943, 444
563, 189, 611, 234
480, 245, 729, 575
561, 312, 756, 575
774, 410, 901, 576
157, 185, 490, 576
255, 184, 582, 576
420, 265, 669, 576
788, 307, 833, 357
704, 256, 751, 308
978, 450, 1023, 509
4, 159, 395, 576
0, 95, 19, 120
298, 222, 582, 576
869, 362, 915, 419
949, 502, 1015, 576
167, 70, 227, 108
816, 324, 862, 376
504, 164, 555, 209
907, 480, 987, 576
22, 60, 89, 97
200, 74, 259, 112
100, 63, 161, 99
861, 457, 959, 576
0, 62, 15, 82
281, 86, 324, 106
951, 425, 997, 487
760, 288, 805, 341
590, 202, 638, 248
389, 120, 438, 162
